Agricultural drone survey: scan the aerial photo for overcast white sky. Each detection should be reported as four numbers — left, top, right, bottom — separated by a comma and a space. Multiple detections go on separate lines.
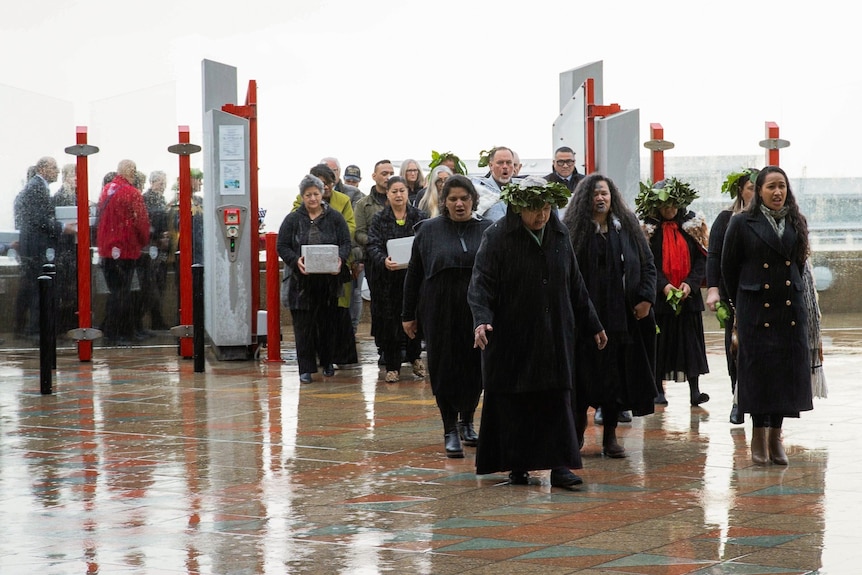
2, 0, 859, 230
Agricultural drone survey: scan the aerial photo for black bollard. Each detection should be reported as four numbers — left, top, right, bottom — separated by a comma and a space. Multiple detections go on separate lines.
42, 263, 57, 369
192, 264, 205, 373
38, 274, 53, 394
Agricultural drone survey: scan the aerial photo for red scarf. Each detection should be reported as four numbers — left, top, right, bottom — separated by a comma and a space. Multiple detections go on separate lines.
661, 221, 690, 287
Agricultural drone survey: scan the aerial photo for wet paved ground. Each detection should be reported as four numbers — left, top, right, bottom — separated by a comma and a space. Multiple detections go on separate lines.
1, 322, 860, 574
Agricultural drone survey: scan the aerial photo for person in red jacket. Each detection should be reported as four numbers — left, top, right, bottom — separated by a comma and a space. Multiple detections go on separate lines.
97, 159, 150, 345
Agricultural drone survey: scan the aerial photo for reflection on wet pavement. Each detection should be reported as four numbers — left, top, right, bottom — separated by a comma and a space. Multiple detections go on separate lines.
1, 325, 859, 574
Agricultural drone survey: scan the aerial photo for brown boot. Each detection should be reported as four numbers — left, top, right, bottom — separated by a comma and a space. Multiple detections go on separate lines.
751, 427, 768, 464
768, 427, 788, 465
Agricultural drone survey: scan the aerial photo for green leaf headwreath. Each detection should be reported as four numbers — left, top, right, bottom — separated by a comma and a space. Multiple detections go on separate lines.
635, 177, 699, 218
428, 150, 467, 175
720, 168, 759, 200
500, 176, 571, 212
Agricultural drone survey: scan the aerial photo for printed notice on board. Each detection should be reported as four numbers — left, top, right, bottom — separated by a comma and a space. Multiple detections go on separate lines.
219, 125, 244, 161
221, 161, 245, 196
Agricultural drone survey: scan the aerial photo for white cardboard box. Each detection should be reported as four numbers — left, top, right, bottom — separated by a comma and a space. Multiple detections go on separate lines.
386, 236, 414, 269
301, 244, 340, 274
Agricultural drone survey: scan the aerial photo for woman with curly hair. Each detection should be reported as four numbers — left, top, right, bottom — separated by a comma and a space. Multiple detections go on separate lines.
721, 166, 813, 465
638, 178, 710, 408
563, 174, 657, 458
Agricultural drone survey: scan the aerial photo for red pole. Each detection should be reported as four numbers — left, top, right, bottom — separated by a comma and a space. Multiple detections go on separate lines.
246, 81, 260, 339
765, 121, 781, 167
178, 126, 194, 358
72, 127, 96, 361
584, 78, 596, 175
265, 232, 282, 362
650, 123, 666, 182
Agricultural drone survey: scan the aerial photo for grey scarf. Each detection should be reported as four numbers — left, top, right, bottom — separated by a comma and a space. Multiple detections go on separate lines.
760, 203, 789, 238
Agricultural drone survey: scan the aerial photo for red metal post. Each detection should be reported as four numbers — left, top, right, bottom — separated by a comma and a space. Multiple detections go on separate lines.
650, 123, 666, 182
265, 232, 282, 362
178, 126, 194, 358
584, 78, 596, 175
75, 127, 93, 361
765, 121, 781, 167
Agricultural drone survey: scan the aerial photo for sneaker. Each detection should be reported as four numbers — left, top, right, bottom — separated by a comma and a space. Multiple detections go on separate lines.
384, 370, 399, 383
618, 410, 633, 423
411, 359, 426, 378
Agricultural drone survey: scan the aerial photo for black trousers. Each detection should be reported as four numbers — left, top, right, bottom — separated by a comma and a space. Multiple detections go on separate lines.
291, 301, 337, 374
101, 258, 137, 339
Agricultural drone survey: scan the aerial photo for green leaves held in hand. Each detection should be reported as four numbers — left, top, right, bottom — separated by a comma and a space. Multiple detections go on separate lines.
715, 300, 731, 328
666, 287, 685, 316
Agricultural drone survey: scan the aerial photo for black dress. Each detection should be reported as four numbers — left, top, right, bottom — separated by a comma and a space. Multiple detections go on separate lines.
403, 215, 491, 401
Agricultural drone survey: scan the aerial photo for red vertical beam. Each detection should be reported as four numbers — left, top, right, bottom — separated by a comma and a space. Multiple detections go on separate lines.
178, 126, 194, 358
765, 121, 781, 167
584, 78, 596, 175
650, 124, 666, 182
75, 127, 94, 361
246, 81, 260, 338
265, 232, 282, 362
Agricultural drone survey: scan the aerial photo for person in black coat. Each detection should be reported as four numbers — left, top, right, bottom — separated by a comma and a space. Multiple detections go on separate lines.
277, 175, 352, 384
721, 166, 813, 466
544, 146, 583, 192
563, 174, 657, 458
366, 176, 428, 383
403, 175, 491, 458
705, 168, 758, 425
15, 157, 75, 338
638, 178, 710, 407
468, 176, 606, 489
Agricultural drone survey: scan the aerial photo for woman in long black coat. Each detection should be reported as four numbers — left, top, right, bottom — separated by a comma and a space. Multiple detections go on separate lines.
468, 176, 606, 488
721, 166, 813, 465
563, 174, 657, 458
366, 176, 428, 382
403, 176, 491, 458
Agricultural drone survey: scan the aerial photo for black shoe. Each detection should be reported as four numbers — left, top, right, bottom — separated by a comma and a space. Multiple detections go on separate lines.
550, 468, 583, 489
691, 392, 710, 406
323, 364, 335, 377
299, 373, 313, 384
729, 403, 744, 424
507, 471, 529, 485
618, 410, 632, 423
444, 430, 464, 458
458, 421, 478, 446
593, 407, 604, 425
654, 393, 668, 405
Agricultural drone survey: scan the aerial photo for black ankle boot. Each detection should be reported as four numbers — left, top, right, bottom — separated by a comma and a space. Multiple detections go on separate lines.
457, 421, 478, 446
444, 430, 464, 458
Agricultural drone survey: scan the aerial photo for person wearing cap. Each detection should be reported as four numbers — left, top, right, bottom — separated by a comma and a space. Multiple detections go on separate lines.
468, 176, 607, 489
637, 177, 710, 408
343, 164, 362, 187
321, 157, 364, 205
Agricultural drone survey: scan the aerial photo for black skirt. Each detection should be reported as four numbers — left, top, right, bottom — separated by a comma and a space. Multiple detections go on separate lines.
476, 389, 581, 475
655, 310, 709, 381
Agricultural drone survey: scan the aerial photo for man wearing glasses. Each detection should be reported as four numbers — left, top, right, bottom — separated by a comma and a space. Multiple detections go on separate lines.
545, 146, 582, 192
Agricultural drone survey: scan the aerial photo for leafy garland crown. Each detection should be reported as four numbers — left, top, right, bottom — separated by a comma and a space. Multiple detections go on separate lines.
720, 168, 759, 199
500, 176, 570, 212
428, 150, 467, 175
635, 177, 699, 218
